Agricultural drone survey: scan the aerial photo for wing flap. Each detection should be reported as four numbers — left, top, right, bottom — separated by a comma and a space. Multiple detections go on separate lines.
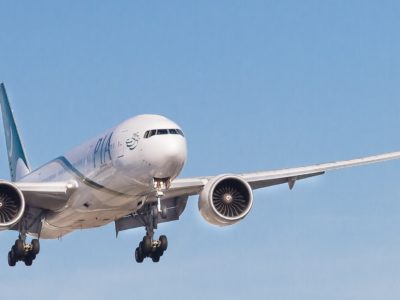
115, 196, 188, 235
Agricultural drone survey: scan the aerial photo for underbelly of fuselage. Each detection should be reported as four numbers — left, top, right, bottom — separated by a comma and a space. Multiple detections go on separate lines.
39, 184, 148, 239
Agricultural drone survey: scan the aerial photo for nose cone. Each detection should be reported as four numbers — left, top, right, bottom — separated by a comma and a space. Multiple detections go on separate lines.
145, 135, 187, 179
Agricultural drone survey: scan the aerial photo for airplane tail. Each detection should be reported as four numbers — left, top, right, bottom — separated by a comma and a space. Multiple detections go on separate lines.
0, 83, 31, 181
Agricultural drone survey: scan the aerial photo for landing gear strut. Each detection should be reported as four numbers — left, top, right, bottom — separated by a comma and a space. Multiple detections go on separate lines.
8, 233, 40, 267
134, 204, 169, 263
134, 179, 169, 263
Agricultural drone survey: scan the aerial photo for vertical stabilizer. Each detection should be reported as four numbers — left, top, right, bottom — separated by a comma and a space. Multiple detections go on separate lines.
0, 83, 31, 181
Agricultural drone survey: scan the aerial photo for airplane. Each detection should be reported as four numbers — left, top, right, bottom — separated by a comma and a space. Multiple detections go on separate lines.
0, 83, 400, 267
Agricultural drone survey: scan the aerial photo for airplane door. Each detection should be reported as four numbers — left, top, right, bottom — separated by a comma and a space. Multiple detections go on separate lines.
85, 144, 93, 173
117, 130, 127, 158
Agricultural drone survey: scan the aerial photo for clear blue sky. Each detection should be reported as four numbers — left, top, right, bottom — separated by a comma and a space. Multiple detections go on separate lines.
1, 1, 400, 299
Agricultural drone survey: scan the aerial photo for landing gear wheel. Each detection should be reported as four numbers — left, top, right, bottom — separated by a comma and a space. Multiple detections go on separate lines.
24, 256, 33, 266
142, 236, 152, 254
8, 236, 41, 267
159, 235, 168, 252
138, 241, 145, 256
14, 239, 24, 258
135, 247, 144, 263
161, 206, 167, 219
151, 254, 160, 263
155, 247, 164, 258
8, 251, 16, 267
31, 239, 40, 255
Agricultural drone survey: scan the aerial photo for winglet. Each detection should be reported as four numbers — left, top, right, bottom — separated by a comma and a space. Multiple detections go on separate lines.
0, 83, 31, 181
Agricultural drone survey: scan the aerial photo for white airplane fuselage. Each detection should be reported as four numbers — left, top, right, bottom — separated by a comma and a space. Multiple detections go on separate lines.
20, 114, 187, 239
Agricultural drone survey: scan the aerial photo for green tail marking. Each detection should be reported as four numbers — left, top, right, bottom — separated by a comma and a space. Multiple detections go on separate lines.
0, 83, 31, 181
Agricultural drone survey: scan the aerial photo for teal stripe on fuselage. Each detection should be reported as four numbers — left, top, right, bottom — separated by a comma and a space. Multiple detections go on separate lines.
53, 156, 130, 197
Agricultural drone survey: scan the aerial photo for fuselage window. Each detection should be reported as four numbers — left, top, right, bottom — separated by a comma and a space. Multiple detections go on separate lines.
144, 128, 184, 138
157, 129, 168, 135
176, 129, 184, 136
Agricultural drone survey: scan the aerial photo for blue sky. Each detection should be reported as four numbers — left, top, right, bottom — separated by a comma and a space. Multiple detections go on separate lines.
1, 1, 400, 299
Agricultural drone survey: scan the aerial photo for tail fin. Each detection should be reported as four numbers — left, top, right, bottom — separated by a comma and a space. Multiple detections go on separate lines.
0, 83, 31, 181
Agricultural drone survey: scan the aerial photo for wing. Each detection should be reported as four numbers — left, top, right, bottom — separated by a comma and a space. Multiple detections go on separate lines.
15, 180, 79, 210
167, 151, 400, 197
115, 151, 400, 234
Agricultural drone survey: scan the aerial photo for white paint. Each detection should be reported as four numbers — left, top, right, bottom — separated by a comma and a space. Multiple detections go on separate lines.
8, 114, 400, 239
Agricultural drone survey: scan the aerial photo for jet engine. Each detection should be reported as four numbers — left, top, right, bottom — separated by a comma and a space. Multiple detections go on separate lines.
0, 182, 25, 230
198, 175, 253, 226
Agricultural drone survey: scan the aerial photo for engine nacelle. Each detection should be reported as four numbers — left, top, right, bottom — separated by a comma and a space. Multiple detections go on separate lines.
198, 175, 253, 226
0, 181, 25, 230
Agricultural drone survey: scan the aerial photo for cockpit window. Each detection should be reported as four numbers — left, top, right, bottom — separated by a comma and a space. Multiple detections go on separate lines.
157, 129, 168, 135
143, 128, 184, 138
